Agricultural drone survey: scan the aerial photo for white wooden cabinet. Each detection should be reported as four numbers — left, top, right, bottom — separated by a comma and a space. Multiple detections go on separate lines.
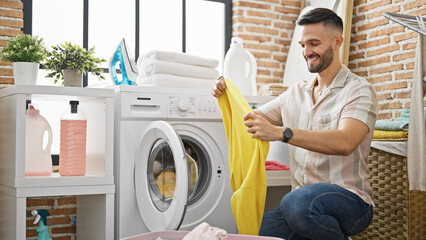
0, 85, 115, 240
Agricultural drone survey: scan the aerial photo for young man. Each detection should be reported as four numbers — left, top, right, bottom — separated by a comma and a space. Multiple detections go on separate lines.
212, 8, 377, 240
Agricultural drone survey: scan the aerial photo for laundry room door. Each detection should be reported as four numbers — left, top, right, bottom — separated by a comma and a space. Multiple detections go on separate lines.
134, 120, 192, 232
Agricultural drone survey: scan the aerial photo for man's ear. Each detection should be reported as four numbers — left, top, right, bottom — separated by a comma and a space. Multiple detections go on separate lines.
334, 35, 343, 49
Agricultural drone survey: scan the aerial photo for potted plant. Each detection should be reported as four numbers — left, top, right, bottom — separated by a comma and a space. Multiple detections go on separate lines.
0, 34, 46, 85
44, 42, 106, 87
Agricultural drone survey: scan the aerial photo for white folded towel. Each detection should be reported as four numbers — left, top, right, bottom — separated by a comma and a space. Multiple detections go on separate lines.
137, 59, 220, 80
140, 50, 219, 68
137, 74, 215, 89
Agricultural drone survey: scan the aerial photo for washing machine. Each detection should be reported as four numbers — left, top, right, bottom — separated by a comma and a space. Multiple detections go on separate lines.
113, 85, 237, 239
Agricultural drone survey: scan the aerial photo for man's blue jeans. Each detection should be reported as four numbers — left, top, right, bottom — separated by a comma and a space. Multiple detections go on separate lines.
259, 183, 373, 240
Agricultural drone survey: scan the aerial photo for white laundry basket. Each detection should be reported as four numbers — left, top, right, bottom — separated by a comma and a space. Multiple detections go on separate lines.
122, 231, 284, 240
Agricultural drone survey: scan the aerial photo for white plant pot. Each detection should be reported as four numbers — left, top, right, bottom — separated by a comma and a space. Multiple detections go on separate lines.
63, 69, 83, 87
12, 62, 39, 85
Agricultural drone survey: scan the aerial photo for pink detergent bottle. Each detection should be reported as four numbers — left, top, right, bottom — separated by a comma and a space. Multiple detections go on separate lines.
59, 100, 87, 176
25, 104, 53, 176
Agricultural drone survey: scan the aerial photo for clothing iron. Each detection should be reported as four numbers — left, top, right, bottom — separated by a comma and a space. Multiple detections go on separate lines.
109, 38, 137, 85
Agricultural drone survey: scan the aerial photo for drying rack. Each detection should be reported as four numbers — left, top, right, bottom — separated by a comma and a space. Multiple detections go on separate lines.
383, 12, 426, 36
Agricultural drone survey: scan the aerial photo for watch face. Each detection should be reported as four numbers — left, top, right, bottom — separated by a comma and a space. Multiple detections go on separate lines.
283, 128, 293, 142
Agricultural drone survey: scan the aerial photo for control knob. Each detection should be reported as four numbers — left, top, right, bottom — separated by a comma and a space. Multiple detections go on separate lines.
177, 99, 190, 112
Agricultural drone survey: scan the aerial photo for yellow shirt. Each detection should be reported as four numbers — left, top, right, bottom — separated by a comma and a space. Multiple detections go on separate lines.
218, 78, 269, 235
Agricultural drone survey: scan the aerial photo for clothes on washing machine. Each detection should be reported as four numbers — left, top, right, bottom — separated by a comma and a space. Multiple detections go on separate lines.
217, 78, 269, 235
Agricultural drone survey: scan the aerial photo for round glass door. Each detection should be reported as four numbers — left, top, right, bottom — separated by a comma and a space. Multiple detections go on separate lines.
147, 139, 200, 212
134, 121, 189, 231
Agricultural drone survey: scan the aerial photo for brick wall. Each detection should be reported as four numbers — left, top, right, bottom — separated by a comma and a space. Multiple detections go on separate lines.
233, 0, 425, 120
350, 0, 426, 119
232, 0, 301, 85
26, 197, 77, 240
0, 0, 22, 84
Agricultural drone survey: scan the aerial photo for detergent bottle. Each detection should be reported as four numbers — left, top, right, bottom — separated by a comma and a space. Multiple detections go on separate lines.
59, 100, 87, 176
31, 209, 52, 240
223, 37, 257, 96
25, 104, 53, 176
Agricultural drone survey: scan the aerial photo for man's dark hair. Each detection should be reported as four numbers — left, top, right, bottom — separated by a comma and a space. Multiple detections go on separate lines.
296, 8, 343, 34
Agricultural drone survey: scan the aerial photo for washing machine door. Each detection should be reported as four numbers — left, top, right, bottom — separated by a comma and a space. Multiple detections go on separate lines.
135, 120, 189, 232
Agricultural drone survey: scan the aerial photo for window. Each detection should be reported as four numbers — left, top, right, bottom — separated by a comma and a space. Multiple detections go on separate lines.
23, 0, 232, 87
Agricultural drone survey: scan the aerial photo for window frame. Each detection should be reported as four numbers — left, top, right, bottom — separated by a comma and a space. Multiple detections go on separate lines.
22, 0, 232, 86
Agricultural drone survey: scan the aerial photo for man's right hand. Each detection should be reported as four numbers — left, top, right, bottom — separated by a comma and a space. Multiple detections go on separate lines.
211, 76, 227, 98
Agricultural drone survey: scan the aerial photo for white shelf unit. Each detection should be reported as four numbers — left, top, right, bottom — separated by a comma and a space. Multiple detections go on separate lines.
0, 85, 115, 240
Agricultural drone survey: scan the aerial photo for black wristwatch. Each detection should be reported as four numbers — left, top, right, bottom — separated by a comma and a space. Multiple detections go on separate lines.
282, 128, 293, 143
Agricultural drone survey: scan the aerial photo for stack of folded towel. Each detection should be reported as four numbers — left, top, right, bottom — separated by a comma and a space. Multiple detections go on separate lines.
373, 109, 410, 141
373, 109, 420, 141
136, 50, 220, 89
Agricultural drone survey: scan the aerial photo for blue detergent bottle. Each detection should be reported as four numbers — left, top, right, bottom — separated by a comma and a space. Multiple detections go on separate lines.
31, 210, 52, 240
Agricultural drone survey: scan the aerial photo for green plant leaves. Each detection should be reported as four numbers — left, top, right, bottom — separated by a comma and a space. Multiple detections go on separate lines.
0, 34, 46, 63
44, 42, 106, 82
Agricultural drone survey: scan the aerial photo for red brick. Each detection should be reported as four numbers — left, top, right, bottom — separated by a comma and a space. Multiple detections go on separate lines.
0, 39, 8, 47
0, 62, 12, 66
258, 69, 271, 75
0, 0, 23, 9
368, 6, 401, 19
403, 42, 417, 50
47, 216, 72, 225
370, 26, 404, 38
235, 1, 271, 10
370, 64, 403, 75
257, 77, 280, 84
0, 19, 23, 28
374, 81, 407, 91
404, 0, 426, 10
352, 70, 368, 77
358, 18, 388, 32
349, 52, 365, 61
273, 71, 284, 78
358, 37, 390, 49
246, 26, 279, 35
234, 17, 271, 26
257, 60, 280, 68
246, 43, 280, 51
0, 28, 22, 37
0, 68, 14, 76
351, 34, 367, 42
280, 0, 300, 6
367, 74, 392, 83
395, 91, 411, 99
359, 0, 391, 12
406, 62, 415, 70
367, 44, 399, 57
377, 92, 393, 101
394, 31, 418, 42
392, 51, 416, 61
49, 208, 76, 216
0, 8, 23, 18
27, 198, 55, 207
0, 77, 14, 84
57, 197, 77, 205
395, 72, 413, 80
236, 34, 271, 42
274, 6, 300, 15
274, 22, 295, 29
246, 10, 279, 19
273, 54, 286, 62
51, 226, 76, 234
352, 15, 366, 23
26, 228, 38, 237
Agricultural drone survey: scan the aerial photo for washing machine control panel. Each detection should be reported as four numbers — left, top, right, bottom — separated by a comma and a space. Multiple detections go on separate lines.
168, 95, 221, 119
